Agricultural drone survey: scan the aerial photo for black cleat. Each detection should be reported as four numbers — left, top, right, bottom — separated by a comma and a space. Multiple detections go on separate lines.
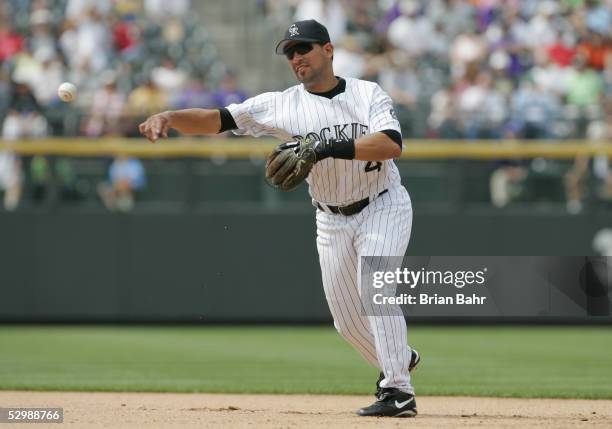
375, 349, 421, 395
409, 348, 421, 372
357, 388, 417, 417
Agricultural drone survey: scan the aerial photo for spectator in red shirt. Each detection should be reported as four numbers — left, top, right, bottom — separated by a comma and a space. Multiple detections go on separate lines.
547, 32, 576, 67
0, 20, 24, 61
113, 16, 141, 55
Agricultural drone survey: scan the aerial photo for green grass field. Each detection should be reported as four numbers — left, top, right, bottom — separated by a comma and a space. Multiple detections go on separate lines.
0, 326, 610, 399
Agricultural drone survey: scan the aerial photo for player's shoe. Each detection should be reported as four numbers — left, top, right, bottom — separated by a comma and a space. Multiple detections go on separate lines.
375, 349, 421, 394
409, 348, 421, 372
357, 387, 417, 417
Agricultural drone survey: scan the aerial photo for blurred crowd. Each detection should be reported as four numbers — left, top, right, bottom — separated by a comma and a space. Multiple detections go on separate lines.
261, 0, 610, 140
0, 0, 610, 213
0, 0, 247, 211
262, 0, 611, 212
0, 0, 246, 140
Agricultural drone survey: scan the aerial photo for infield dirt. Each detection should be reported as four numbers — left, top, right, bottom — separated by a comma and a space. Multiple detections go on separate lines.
2, 391, 611, 428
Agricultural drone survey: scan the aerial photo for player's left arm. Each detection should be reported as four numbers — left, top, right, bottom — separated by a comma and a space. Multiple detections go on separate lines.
355, 83, 403, 161
309, 83, 403, 163
354, 131, 401, 161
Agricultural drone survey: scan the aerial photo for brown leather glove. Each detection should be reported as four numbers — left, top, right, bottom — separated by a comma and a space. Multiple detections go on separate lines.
265, 138, 318, 191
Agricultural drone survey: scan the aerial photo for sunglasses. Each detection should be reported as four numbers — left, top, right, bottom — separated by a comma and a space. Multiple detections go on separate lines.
283, 42, 318, 60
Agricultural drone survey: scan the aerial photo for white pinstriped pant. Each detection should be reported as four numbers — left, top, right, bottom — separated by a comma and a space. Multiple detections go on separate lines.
315, 185, 414, 394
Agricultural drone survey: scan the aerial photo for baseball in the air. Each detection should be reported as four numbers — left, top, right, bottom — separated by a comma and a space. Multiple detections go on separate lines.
58, 82, 77, 102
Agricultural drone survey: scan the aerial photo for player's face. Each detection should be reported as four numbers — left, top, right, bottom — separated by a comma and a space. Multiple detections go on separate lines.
284, 42, 332, 84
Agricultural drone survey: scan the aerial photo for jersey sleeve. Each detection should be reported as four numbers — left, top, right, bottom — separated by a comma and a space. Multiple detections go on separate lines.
368, 84, 402, 136
225, 92, 275, 137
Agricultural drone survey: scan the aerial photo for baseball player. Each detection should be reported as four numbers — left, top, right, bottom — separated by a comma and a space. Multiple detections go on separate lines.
139, 19, 419, 418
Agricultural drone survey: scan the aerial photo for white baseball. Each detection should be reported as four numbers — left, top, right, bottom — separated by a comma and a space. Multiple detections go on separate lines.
58, 82, 77, 102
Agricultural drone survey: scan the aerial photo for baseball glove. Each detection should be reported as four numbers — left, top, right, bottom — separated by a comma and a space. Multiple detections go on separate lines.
265, 138, 318, 191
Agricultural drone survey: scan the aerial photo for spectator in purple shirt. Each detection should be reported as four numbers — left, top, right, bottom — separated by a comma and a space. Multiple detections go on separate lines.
171, 78, 215, 110
211, 70, 248, 109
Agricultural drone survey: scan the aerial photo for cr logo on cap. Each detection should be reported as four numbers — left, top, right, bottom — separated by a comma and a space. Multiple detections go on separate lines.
288, 24, 299, 37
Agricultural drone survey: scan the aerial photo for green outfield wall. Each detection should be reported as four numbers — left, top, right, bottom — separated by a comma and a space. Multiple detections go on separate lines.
1, 210, 610, 322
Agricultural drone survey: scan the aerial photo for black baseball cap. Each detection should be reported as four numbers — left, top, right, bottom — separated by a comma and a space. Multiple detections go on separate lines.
275, 20, 331, 55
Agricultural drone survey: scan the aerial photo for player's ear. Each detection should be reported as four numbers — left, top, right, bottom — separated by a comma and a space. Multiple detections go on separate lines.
323, 42, 334, 59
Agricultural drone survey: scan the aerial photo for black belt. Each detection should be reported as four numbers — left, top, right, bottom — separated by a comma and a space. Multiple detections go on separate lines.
315, 190, 388, 216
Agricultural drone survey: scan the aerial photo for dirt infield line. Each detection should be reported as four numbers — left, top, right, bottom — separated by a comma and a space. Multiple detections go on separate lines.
1, 391, 611, 428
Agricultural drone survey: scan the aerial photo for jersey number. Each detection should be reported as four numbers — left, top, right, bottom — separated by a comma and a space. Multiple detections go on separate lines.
365, 162, 382, 173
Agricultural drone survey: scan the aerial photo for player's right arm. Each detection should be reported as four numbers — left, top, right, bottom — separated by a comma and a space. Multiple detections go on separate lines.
139, 109, 222, 143
139, 92, 276, 143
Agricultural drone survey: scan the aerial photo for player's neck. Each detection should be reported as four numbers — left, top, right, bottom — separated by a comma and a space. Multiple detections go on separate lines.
303, 74, 339, 93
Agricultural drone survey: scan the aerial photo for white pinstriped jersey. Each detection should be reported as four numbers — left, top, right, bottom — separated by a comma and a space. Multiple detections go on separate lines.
225, 77, 403, 206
